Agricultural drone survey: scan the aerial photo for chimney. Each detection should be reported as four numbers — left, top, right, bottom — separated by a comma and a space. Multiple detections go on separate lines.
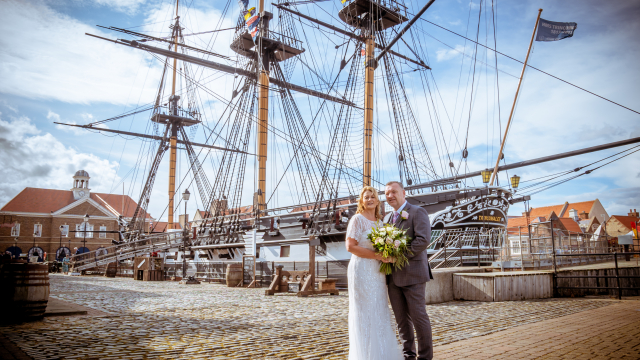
569, 208, 578, 221
629, 209, 639, 217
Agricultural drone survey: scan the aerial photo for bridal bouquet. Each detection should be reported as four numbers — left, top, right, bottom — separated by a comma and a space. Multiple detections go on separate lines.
368, 224, 412, 275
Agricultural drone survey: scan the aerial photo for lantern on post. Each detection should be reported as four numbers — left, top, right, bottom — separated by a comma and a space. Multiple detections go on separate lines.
510, 175, 521, 190
481, 170, 491, 184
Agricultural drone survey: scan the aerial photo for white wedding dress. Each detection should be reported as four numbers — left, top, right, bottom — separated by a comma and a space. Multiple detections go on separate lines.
347, 214, 403, 360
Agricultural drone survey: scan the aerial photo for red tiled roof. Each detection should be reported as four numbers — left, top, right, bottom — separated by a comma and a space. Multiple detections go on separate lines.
507, 217, 530, 234
91, 193, 150, 219
610, 215, 640, 231
1, 188, 149, 218
557, 218, 583, 234
151, 222, 182, 232
529, 200, 596, 219
1, 188, 74, 214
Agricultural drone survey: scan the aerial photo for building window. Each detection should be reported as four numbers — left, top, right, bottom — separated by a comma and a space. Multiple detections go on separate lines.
99, 226, 107, 238
509, 239, 521, 255
76, 223, 93, 238
60, 225, 69, 237
11, 223, 20, 237
280, 245, 290, 258
33, 224, 42, 237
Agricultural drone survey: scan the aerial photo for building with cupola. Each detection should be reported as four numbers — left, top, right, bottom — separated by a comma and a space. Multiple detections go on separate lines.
0, 170, 152, 261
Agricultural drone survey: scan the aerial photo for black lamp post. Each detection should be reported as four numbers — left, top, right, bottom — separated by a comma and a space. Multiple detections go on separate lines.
59, 225, 64, 260
82, 214, 90, 256
183, 189, 190, 229
182, 189, 190, 280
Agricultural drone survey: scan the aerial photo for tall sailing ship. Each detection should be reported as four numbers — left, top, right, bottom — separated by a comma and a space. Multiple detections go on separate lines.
61, 0, 639, 280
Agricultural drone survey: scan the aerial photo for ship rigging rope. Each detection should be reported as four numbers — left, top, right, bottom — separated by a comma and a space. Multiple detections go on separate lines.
147, 46, 384, 193
421, 18, 640, 116
141, 54, 372, 220
463, 0, 484, 162
517, 145, 640, 196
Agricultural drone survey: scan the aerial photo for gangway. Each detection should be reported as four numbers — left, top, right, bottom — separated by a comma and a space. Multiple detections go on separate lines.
428, 228, 506, 269
70, 231, 186, 272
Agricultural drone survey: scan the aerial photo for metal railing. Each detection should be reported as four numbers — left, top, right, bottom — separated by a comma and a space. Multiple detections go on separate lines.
553, 252, 640, 300
505, 219, 612, 270
428, 228, 505, 269
71, 232, 186, 271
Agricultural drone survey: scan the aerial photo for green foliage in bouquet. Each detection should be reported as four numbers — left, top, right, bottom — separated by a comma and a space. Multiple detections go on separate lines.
368, 224, 413, 275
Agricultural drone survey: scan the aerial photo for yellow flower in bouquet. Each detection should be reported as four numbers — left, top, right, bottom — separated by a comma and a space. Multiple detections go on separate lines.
368, 224, 412, 275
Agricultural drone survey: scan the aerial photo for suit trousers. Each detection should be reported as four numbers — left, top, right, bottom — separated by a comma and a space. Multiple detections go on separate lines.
388, 278, 433, 360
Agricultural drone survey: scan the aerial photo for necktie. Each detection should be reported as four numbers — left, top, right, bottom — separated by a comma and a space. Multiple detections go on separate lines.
392, 211, 399, 223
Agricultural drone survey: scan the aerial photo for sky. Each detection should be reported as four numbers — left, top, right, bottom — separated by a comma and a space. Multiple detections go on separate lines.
0, 0, 639, 221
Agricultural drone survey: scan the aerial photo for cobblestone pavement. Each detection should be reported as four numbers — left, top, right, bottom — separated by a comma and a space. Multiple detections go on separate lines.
0, 275, 618, 359
434, 299, 640, 359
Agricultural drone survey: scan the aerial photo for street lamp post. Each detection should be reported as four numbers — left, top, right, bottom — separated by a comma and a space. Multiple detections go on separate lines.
82, 214, 90, 257
59, 225, 64, 261
181, 189, 190, 280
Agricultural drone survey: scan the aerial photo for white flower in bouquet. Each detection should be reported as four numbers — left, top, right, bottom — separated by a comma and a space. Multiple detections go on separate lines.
368, 224, 413, 275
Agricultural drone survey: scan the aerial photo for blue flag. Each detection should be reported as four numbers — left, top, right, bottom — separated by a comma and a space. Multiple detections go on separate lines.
536, 18, 577, 42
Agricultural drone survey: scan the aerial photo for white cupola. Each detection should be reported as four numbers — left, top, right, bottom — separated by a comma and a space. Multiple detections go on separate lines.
72, 170, 91, 200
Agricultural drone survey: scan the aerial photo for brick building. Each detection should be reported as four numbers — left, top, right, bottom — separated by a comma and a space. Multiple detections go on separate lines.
0, 170, 151, 261
604, 209, 640, 247
508, 199, 609, 235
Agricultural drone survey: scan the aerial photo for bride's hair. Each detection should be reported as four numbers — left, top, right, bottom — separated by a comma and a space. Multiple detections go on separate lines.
356, 186, 382, 219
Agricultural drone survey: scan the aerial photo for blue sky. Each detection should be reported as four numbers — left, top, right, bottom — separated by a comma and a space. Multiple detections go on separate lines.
1, 0, 639, 221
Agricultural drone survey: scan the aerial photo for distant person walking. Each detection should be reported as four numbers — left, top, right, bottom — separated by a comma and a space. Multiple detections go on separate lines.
62, 256, 70, 274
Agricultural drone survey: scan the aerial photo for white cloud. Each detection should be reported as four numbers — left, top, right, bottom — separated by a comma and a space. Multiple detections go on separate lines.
51, 111, 109, 135
0, 0, 162, 105
91, 0, 147, 14
0, 113, 121, 207
436, 44, 466, 61
0, 99, 18, 113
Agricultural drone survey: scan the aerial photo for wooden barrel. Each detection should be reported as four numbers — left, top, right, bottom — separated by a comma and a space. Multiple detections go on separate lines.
225, 263, 243, 287
104, 262, 117, 278
0, 263, 50, 323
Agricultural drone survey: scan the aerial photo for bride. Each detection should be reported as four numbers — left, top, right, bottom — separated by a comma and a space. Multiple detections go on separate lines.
346, 186, 403, 360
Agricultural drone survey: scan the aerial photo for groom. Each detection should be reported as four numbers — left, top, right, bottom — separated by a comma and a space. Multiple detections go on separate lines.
384, 181, 434, 360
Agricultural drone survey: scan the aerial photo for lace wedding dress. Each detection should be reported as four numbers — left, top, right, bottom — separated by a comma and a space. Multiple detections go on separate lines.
347, 214, 403, 360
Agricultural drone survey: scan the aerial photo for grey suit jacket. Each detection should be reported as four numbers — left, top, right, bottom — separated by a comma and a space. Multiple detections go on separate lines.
384, 201, 433, 287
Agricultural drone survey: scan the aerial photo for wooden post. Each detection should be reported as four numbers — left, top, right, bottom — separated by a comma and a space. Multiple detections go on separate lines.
363, 34, 375, 186
490, 9, 543, 185
309, 242, 315, 287
519, 226, 525, 271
